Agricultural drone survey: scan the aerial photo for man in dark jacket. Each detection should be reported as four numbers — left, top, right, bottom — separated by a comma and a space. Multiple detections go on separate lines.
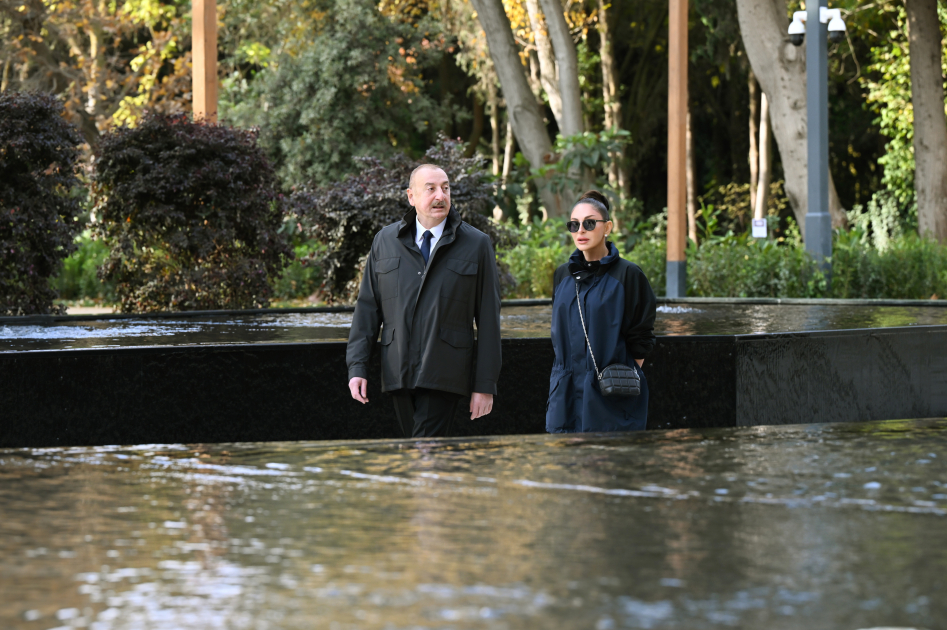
346, 164, 502, 437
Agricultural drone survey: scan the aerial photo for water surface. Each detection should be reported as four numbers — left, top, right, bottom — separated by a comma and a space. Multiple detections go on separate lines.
1, 419, 945, 629
2, 303, 947, 352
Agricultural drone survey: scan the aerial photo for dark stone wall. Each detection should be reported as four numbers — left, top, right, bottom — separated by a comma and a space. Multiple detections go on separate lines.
735, 326, 947, 425
2, 327, 944, 448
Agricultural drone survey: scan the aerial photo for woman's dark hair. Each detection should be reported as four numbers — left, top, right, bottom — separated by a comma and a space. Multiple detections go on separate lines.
574, 190, 610, 220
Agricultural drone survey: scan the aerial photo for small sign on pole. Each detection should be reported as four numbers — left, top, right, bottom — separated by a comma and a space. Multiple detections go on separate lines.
751, 218, 767, 239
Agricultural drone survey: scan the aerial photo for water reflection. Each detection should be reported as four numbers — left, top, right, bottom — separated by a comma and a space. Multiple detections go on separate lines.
1, 419, 945, 628
3, 302, 947, 352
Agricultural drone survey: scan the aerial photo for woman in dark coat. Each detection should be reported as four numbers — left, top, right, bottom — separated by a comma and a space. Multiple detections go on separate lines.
546, 191, 657, 433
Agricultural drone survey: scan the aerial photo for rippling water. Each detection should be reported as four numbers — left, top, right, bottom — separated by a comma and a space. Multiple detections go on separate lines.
3, 302, 947, 352
1, 419, 945, 629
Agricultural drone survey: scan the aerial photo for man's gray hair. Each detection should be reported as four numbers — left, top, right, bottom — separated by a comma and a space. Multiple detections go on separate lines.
408, 163, 447, 190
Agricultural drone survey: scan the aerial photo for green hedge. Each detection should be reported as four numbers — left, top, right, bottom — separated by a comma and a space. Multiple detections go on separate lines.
501, 227, 947, 300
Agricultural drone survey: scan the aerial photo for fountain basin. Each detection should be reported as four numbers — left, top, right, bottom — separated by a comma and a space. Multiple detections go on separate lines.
1, 298, 946, 448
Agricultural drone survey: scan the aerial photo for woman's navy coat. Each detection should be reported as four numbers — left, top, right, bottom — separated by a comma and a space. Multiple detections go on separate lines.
546, 243, 657, 433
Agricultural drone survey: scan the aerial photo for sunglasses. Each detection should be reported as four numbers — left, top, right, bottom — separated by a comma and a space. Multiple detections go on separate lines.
567, 219, 607, 233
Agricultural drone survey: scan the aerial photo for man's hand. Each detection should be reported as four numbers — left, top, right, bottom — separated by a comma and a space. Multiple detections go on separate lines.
469, 392, 493, 420
349, 377, 369, 404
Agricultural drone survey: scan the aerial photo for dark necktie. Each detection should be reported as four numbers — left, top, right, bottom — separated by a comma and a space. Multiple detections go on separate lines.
420, 230, 433, 264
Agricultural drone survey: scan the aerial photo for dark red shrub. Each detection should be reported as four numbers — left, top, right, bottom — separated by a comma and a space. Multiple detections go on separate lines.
92, 113, 292, 312
0, 92, 83, 315
291, 134, 515, 303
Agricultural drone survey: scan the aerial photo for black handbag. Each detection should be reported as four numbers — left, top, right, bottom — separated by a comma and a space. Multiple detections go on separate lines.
575, 281, 641, 397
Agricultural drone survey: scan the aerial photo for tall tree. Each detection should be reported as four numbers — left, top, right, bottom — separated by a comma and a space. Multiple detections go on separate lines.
735, 0, 847, 233
469, 0, 567, 215
598, 0, 627, 198
537, 0, 583, 136
524, 0, 563, 125
905, 0, 947, 241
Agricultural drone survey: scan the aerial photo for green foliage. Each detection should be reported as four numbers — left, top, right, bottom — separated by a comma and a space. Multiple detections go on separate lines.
50, 231, 117, 302
0, 92, 84, 315
270, 240, 326, 301
92, 113, 293, 313
863, 4, 917, 213
846, 190, 907, 252
687, 237, 827, 298
696, 181, 790, 237
862, 2, 947, 218
499, 218, 572, 298
293, 135, 514, 303
532, 129, 630, 199
498, 209, 947, 300
223, 0, 451, 189
831, 230, 947, 300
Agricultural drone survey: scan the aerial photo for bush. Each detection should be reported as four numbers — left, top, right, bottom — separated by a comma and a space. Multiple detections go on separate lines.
92, 113, 293, 312
832, 230, 947, 299
50, 231, 118, 302
500, 218, 572, 298
498, 221, 947, 300
292, 134, 515, 303
270, 240, 326, 301
0, 92, 84, 315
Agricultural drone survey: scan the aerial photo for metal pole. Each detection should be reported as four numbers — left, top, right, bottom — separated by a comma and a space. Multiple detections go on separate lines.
805, 0, 831, 270
192, 0, 218, 123
666, 0, 688, 298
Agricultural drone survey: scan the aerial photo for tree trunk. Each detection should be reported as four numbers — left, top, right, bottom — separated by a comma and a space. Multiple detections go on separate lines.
525, 0, 563, 126
1, 58, 11, 92
470, 0, 568, 215
748, 68, 760, 213
754, 92, 772, 220
735, 0, 846, 234
488, 81, 501, 176
598, 0, 626, 197
686, 110, 698, 244
536, 0, 583, 137
465, 94, 485, 157
906, 0, 947, 242
502, 117, 515, 186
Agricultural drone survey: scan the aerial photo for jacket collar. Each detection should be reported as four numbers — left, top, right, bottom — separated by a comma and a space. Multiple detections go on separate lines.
568, 241, 620, 280
398, 206, 462, 238
398, 206, 462, 254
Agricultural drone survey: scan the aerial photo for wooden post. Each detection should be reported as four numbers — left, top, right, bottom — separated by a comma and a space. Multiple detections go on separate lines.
192, 0, 218, 123
666, 0, 688, 297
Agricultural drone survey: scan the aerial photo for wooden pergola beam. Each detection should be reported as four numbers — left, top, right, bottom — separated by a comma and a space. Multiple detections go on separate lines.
192, 0, 218, 123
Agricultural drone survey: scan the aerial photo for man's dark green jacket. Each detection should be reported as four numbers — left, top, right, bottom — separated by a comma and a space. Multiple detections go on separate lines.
346, 207, 502, 397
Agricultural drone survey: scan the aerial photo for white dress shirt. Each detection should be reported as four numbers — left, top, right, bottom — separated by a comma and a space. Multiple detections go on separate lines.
415, 216, 447, 253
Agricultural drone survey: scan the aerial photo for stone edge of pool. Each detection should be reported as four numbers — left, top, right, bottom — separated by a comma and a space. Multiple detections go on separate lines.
1, 325, 946, 449
1, 296, 946, 326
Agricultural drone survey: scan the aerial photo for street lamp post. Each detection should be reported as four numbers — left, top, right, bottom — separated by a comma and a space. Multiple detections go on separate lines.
788, 3, 846, 273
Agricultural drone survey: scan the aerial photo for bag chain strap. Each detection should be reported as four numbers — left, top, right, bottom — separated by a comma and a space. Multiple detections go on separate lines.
575, 280, 602, 381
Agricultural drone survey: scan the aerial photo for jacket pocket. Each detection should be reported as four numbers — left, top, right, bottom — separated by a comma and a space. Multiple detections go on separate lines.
440, 258, 478, 299
439, 326, 472, 348
380, 326, 394, 345
374, 256, 400, 301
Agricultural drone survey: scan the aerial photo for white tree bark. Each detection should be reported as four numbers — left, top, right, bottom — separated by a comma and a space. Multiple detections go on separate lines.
748, 69, 760, 212
525, 0, 563, 126
906, 0, 947, 242
735, 0, 846, 233
470, 0, 568, 215
754, 92, 772, 220
536, 0, 583, 136
686, 110, 698, 244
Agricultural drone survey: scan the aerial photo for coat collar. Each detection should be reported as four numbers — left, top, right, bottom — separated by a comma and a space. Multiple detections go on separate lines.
569, 241, 620, 280
398, 206, 462, 238
398, 206, 462, 255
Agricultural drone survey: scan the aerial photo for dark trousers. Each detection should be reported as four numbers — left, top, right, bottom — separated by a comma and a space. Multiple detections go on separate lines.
391, 388, 461, 438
